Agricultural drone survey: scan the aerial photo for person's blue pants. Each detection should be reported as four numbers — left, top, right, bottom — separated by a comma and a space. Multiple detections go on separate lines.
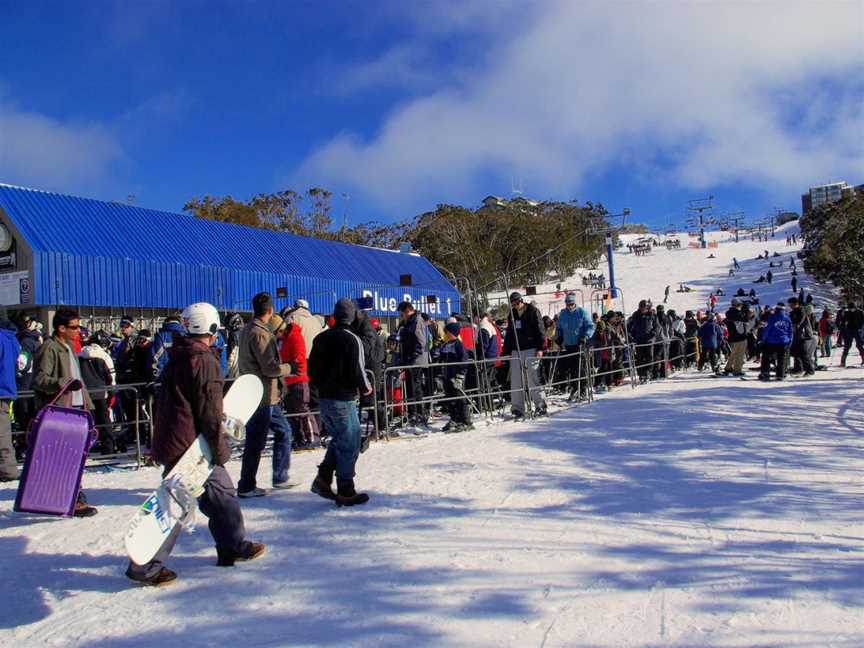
318, 399, 361, 480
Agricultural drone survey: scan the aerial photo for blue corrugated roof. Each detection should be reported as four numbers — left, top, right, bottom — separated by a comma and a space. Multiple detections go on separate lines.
0, 184, 460, 316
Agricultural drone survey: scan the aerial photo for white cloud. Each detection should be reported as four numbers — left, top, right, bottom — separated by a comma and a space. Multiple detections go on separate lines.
0, 94, 123, 191
296, 0, 864, 215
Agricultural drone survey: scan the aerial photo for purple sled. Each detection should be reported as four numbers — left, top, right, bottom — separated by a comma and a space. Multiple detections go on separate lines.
14, 382, 96, 517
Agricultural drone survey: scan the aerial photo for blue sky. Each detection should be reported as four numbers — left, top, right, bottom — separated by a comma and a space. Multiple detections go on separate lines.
1, 1, 862, 231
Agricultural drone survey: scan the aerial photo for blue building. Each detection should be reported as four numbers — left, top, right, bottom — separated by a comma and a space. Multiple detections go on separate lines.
0, 184, 460, 329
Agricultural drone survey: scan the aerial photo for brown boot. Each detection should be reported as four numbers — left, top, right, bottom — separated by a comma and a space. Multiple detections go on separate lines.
310, 463, 336, 501
335, 479, 369, 507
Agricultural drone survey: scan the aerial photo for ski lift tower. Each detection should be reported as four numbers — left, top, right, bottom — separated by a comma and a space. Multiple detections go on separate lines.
687, 196, 714, 249
590, 208, 630, 298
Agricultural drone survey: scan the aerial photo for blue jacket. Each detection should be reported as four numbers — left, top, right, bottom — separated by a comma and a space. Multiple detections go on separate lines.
698, 320, 724, 350
763, 309, 793, 346
0, 326, 21, 400
557, 306, 595, 347
150, 321, 186, 380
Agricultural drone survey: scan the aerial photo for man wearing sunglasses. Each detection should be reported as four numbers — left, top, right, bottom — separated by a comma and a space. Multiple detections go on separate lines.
32, 309, 97, 517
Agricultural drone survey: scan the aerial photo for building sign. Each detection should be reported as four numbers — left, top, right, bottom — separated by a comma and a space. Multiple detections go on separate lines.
0, 271, 29, 306
361, 289, 454, 316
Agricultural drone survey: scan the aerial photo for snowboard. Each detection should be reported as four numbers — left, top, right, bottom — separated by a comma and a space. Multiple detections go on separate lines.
124, 374, 263, 566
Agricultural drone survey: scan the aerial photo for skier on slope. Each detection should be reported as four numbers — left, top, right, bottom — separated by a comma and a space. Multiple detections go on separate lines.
126, 302, 265, 587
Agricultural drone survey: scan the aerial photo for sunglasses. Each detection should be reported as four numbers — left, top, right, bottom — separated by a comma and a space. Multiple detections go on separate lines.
66, 325, 80, 330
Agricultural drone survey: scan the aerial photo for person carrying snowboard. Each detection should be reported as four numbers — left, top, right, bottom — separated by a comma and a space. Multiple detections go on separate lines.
126, 302, 264, 587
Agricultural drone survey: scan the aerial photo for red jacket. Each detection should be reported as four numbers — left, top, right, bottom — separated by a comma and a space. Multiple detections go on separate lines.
279, 324, 308, 385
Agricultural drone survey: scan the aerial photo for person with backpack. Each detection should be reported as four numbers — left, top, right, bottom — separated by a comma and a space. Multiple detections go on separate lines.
759, 304, 793, 381
723, 299, 751, 376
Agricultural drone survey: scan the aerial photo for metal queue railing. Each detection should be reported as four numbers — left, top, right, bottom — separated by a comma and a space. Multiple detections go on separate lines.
7, 339, 700, 471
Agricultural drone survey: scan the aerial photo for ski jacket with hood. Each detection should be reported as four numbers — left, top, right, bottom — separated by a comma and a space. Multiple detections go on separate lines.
698, 320, 724, 350
151, 335, 229, 471
627, 310, 658, 345
557, 305, 595, 347
439, 337, 469, 381
763, 309, 793, 346
309, 323, 371, 401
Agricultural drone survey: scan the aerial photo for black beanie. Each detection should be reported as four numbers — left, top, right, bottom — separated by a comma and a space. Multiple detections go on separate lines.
333, 298, 356, 324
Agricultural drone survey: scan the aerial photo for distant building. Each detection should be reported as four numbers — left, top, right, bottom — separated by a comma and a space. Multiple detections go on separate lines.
801, 181, 860, 215
481, 195, 540, 209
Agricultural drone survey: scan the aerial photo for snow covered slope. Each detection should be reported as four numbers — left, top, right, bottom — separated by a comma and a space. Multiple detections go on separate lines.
1, 219, 861, 648
2, 365, 861, 647
499, 221, 832, 319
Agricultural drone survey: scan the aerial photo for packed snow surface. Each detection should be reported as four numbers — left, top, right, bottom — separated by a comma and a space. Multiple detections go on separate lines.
2, 222, 862, 647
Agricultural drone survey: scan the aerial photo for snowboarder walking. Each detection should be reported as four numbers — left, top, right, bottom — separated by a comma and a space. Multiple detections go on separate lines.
766, 270, 773, 285
791, 276, 798, 293
126, 302, 265, 586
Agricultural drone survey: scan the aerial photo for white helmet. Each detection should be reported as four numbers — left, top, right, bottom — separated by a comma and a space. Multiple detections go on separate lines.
181, 302, 220, 336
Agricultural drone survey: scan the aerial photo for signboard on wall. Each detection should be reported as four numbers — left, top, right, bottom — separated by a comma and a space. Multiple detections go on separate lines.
0, 271, 30, 305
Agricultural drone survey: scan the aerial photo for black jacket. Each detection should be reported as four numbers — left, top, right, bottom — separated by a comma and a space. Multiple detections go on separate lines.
309, 324, 371, 401
725, 307, 753, 343
15, 329, 42, 390
502, 303, 545, 354
789, 308, 815, 342
628, 310, 658, 345
841, 308, 864, 334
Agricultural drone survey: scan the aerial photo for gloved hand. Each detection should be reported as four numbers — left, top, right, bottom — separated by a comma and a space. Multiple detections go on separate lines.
451, 375, 464, 391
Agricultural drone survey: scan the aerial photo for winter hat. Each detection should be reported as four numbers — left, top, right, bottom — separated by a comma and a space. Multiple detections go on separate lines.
685, 310, 694, 318
509, 291, 523, 302
333, 298, 356, 325
775, 302, 786, 310
294, 298, 309, 310
370, 318, 380, 330
444, 322, 461, 337
269, 314, 285, 334
446, 316, 458, 324
120, 316, 134, 328
565, 293, 577, 305
731, 298, 741, 306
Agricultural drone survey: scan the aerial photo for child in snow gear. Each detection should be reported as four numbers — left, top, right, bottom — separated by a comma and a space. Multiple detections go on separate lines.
126, 302, 265, 586
308, 299, 372, 507
440, 322, 472, 432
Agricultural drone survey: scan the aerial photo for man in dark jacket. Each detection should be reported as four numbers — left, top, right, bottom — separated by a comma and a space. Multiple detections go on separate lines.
351, 309, 382, 438
13, 314, 42, 439
628, 300, 658, 383
309, 298, 372, 507
397, 301, 430, 425
126, 302, 264, 587
502, 292, 546, 418
839, 302, 864, 367
788, 297, 816, 376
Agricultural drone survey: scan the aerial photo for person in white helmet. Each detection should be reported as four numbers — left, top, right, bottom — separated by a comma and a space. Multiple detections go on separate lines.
126, 302, 264, 587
